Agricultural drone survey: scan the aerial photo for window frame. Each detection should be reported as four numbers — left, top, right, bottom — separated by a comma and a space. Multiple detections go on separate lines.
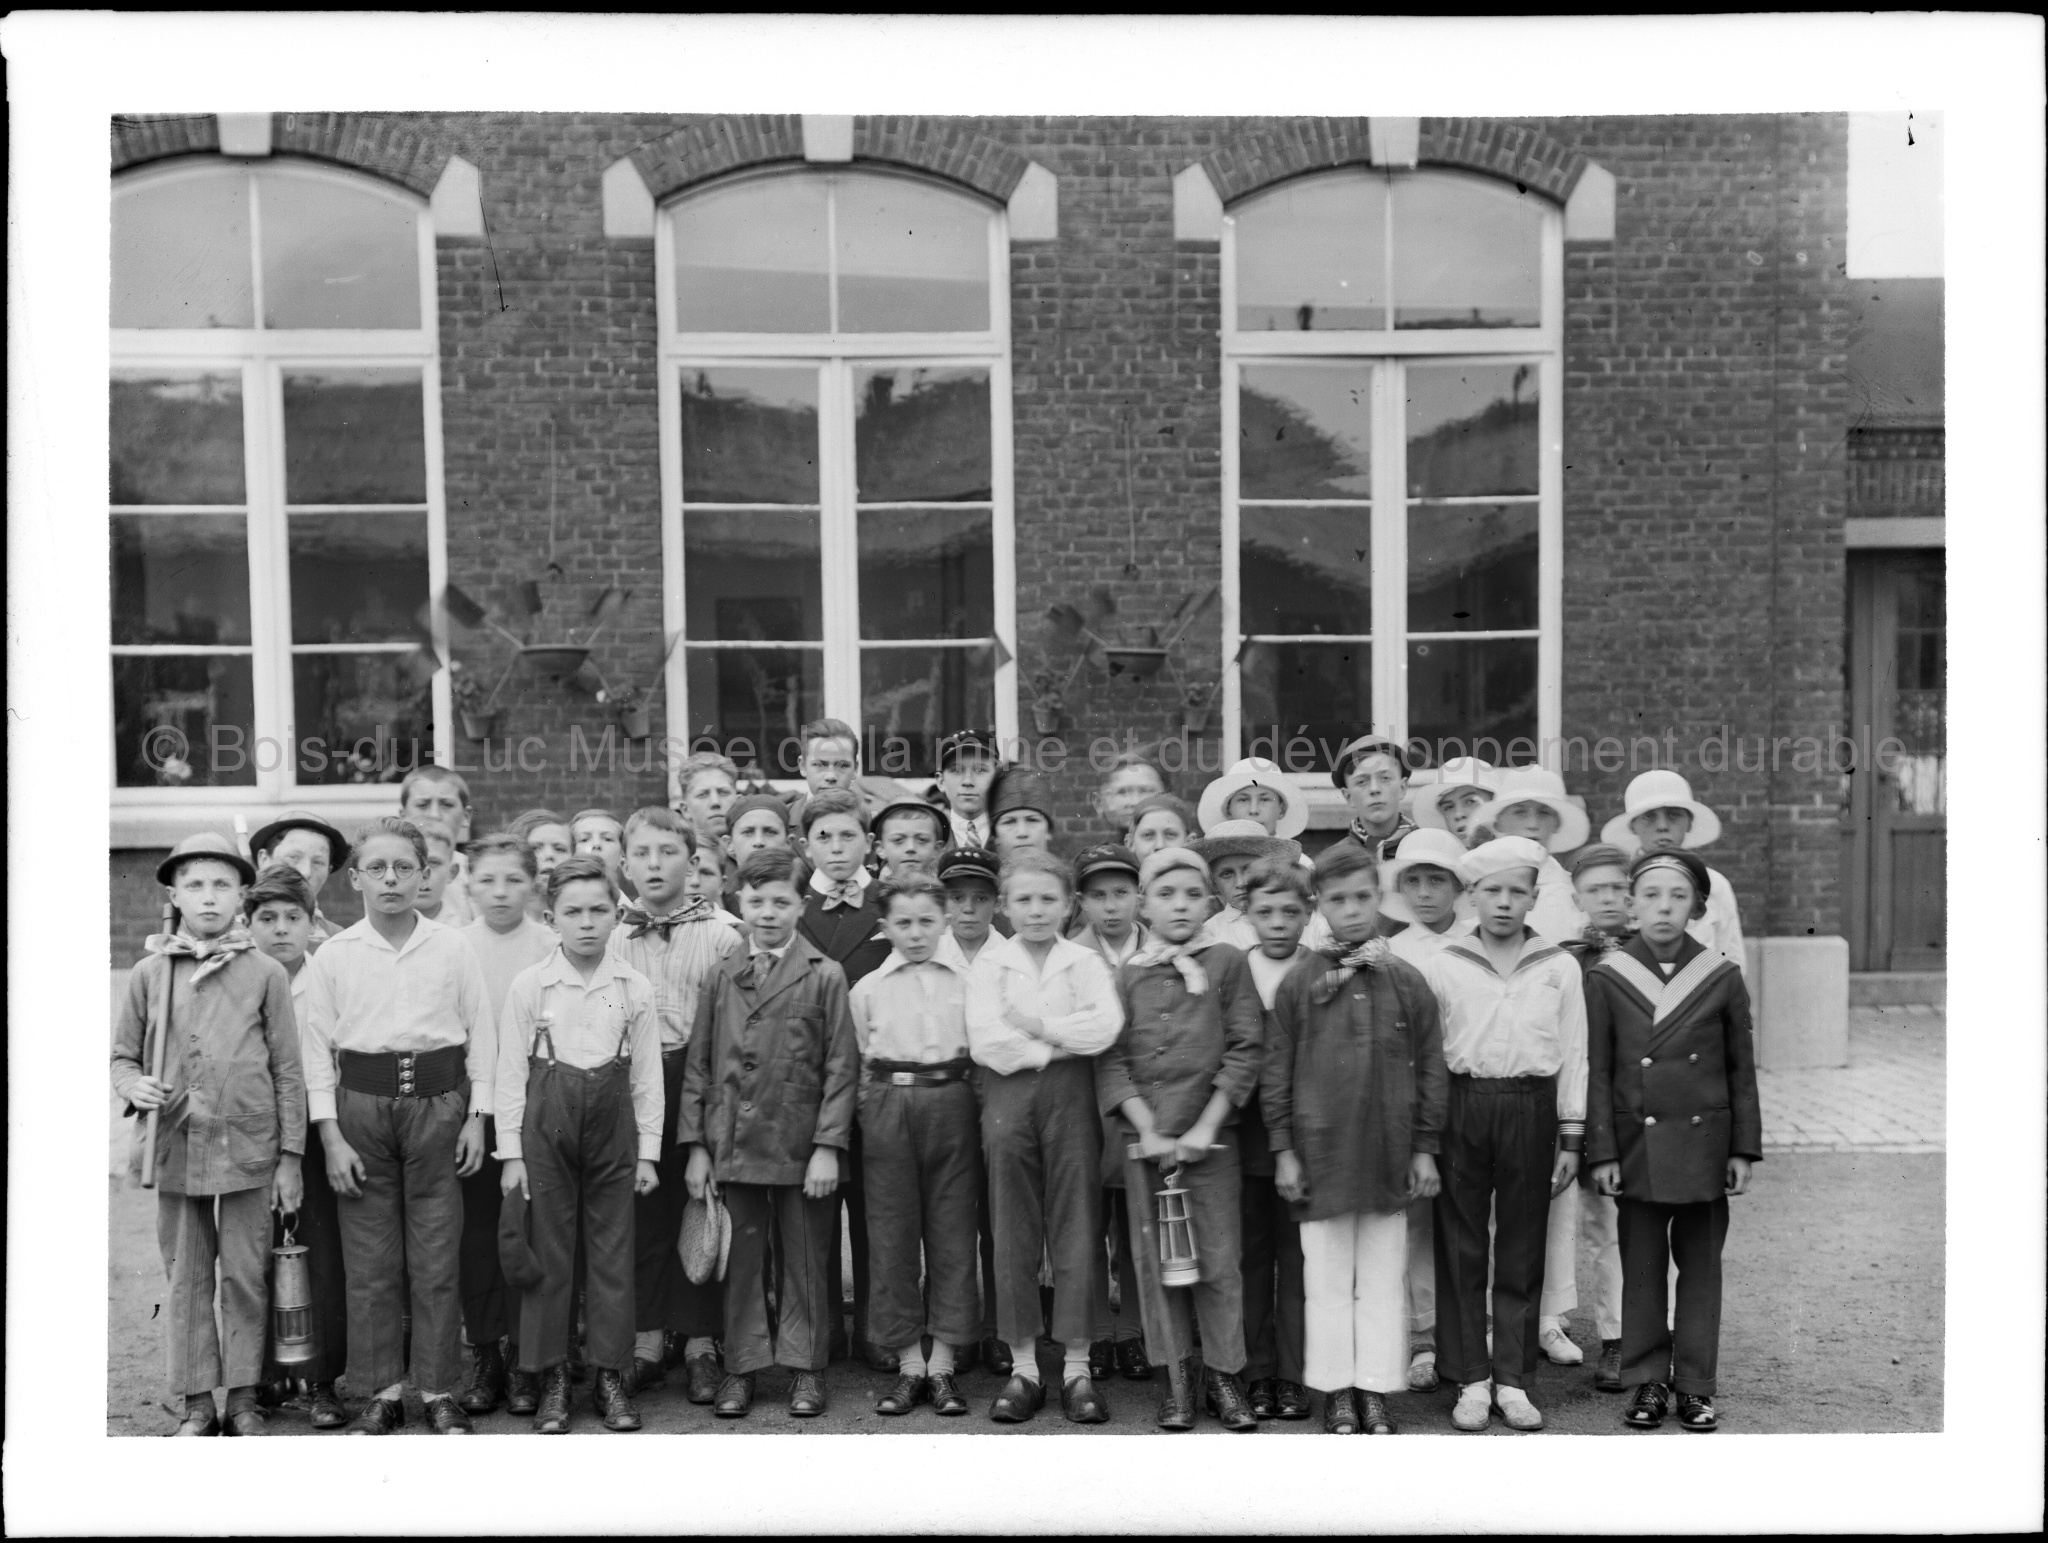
1218, 166, 1564, 772
654, 167, 1017, 794
110, 156, 449, 839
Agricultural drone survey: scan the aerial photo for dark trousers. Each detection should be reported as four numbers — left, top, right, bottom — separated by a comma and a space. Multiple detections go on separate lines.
635, 1050, 724, 1338
724, 1183, 837, 1374
1618, 1196, 1729, 1395
265, 1137, 349, 1384
458, 1116, 509, 1347
1239, 1171, 1306, 1384
516, 1056, 637, 1375
1433, 1074, 1556, 1391
1091, 1189, 1141, 1342
333, 1086, 467, 1393
826, 1129, 870, 1352
982, 1057, 1102, 1349
860, 1077, 984, 1350
977, 1170, 1000, 1343
1123, 1135, 1247, 1372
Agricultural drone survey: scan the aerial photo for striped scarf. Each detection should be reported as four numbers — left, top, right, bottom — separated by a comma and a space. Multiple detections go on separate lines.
1127, 937, 1210, 996
144, 927, 257, 984
622, 895, 713, 940
1312, 936, 1392, 1004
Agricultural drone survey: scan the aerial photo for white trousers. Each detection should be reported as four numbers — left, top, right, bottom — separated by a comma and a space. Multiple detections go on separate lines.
1540, 1186, 1625, 1339
1300, 1209, 1408, 1395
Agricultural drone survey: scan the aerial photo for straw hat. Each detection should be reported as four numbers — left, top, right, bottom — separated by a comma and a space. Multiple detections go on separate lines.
1382, 827, 1472, 889
679, 1193, 732, 1284
1410, 757, 1501, 831
1472, 766, 1590, 853
1188, 818, 1301, 866
1600, 769, 1723, 851
1197, 757, 1309, 839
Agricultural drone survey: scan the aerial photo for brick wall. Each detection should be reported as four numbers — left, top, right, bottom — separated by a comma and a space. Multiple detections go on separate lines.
110, 112, 1860, 948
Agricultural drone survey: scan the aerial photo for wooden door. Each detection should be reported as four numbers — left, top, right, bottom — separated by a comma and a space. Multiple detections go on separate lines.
1846, 550, 1946, 970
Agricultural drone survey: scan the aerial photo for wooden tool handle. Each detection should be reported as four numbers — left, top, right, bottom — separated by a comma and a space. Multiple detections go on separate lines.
139, 901, 175, 1189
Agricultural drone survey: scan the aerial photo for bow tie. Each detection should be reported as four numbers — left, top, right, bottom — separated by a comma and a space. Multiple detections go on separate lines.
623, 896, 712, 940
1128, 939, 1209, 996
820, 878, 865, 911
145, 927, 257, 984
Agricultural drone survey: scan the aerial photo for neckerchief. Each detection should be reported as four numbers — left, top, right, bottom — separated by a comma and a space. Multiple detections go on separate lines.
1311, 936, 1393, 1004
1349, 816, 1415, 862
1583, 922, 1633, 954
819, 877, 865, 911
622, 895, 712, 940
1128, 937, 1210, 996
145, 927, 257, 984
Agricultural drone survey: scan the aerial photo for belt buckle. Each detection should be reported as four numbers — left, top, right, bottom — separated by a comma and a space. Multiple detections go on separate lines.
397, 1051, 416, 1096
890, 1071, 915, 1087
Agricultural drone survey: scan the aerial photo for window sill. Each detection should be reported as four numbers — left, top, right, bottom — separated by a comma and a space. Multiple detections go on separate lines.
110, 788, 400, 852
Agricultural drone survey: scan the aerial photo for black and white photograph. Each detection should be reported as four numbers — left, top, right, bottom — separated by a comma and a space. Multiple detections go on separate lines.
6, 12, 2042, 1536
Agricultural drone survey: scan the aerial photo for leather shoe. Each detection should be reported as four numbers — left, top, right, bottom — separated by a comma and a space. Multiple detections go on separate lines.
1247, 1377, 1279, 1419
308, 1382, 348, 1430
506, 1367, 542, 1416
1624, 1381, 1670, 1430
533, 1365, 573, 1434
1676, 1392, 1718, 1431
876, 1373, 929, 1415
930, 1372, 969, 1416
1116, 1337, 1153, 1381
989, 1372, 1046, 1423
1274, 1379, 1312, 1421
594, 1368, 642, 1431
173, 1400, 220, 1437
459, 1339, 507, 1414
954, 1339, 982, 1375
1593, 1340, 1625, 1392
713, 1372, 756, 1418
424, 1394, 473, 1434
789, 1370, 827, 1417
1062, 1374, 1110, 1424
685, 1353, 723, 1405
1089, 1338, 1117, 1381
1156, 1356, 1196, 1431
1323, 1388, 1361, 1434
981, 1336, 1013, 1378
628, 1357, 665, 1396
345, 1395, 405, 1435
1407, 1348, 1439, 1392
858, 1338, 900, 1375
223, 1405, 267, 1437
1358, 1390, 1397, 1435
1203, 1367, 1258, 1432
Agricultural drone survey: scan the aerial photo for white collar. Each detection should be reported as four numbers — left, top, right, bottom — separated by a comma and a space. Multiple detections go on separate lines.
337, 910, 444, 958
983, 930, 1092, 979
538, 946, 633, 989
873, 946, 970, 981
809, 867, 873, 896
749, 937, 794, 960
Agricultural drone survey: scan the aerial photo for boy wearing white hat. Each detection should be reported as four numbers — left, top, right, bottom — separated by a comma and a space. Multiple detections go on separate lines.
1422, 836, 1588, 1433
1196, 756, 1311, 841
1603, 770, 1746, 973
1469, 767, 1587, 943
1410, 756, 1501, 847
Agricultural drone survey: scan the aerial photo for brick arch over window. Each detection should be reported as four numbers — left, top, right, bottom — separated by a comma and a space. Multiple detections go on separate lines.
111, 112, 452, 198
1201, 117, 1588, 206
631, 114, 1031, 204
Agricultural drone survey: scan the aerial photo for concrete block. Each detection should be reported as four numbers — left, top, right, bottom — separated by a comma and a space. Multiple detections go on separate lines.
802, 114, 854, 163
216, 113, 272, 157
1008, 161, 1058, 241
600, 157, 653, 239
1368, 117, 1419, 168
1172, 163, 1222, 243
1565, 161, 1616, 241
432, 154, 486, 238
1755, 935, 1849, 1069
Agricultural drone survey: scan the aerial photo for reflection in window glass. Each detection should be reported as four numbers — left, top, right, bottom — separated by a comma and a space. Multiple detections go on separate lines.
837, 177, 990, 332
111, 372, 245, 504
861, 647, 996, 776
679, 368, 821, 504
113, 654, 258, 787
673, 177, 831, 333
1406, 503, 1538, 632
1891, 560, 1945, 816
283, 370, 427, 504
292, 652, 437, 783
1239, 509, 1370, 635
1238, 365, 1372, 500
682, 510, 822, 642
113, 516, 252, 645
854, 367, 991, 502
858, 510, 993, 640
1406, 637, 1537, 755
1391, 173, 1543, 330
1234, 174, 1386, 332
258, 169, 421, 329
1238, 641, 1370, 751
684, 648, 823, 761
288, 512, 429, 643
1404, 363, 1540, 497
112, 171, 254, 329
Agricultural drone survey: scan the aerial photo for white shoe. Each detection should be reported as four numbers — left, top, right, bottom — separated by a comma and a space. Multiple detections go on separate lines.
1538, 1320, 1583, 1365
1451, 1380, 1492, 1432
1492, 1383, 1544, 1431
1407, 1349, 1439, 1392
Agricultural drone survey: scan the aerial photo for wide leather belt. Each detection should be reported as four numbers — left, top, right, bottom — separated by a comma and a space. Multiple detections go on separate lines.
338, 1044, 466, 1099
867, 1057, 973, 1087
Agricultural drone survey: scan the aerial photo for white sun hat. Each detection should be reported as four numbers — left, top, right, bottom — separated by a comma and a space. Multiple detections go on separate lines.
1410, 756, 1501, 830
1458, 835, 1553, 887
1472, 766, 1590, 854
1197, 756, 1309, 839
1382, 827, 1472, 889
1600, 768, 1723, 851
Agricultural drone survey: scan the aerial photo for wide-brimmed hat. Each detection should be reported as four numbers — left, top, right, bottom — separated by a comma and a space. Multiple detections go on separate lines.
1197, 757, 1309, 839
1382, 827, 1471, 889
1074, 843, 1142, 887
1189, 818, 1302, 867
1472, 767, 1589, 853
1410, 757, 1501, 830
247, 810, 349, 870
987, 765, 1055, 825
1600, 769, 1723, 851
936, 727, 1001, 770
1458, 835, 1552, 887
678, 1193, 732, 1285
1330, 734, 1410, 790
156, 831, 257, 888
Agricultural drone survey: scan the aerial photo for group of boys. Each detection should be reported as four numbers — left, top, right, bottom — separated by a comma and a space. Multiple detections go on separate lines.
117, 719, 1758, 1438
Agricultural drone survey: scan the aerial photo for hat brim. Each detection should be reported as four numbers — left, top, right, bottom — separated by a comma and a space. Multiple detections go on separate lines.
1197, 773, 1309, 840
1383, 851, 1466, 887
248, 816, 350, 870
1473, 793, 1590, 853
156, 847, 257, 887
1601, 800, 1722, 851
1409, 777, 1494, 832
1188, 833, 1302, 865
1076, 859, 1142, 886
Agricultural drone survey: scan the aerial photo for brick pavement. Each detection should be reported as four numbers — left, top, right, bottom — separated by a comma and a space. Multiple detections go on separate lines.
1756, 1002, 1945, 1154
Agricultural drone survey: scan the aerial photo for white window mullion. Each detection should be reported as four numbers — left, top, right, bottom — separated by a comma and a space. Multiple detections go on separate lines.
988, 243, 1019, 748
1371, 359, 1408, 746
1537, 347, 1565, 752
243, 359, 289, 798
1219, 355, 1243, 758
818, 360, 862, 727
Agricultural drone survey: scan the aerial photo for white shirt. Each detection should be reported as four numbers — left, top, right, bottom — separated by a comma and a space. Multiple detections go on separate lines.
493, 949, 663, 1162
1526, 854, 1582, 944
1197, 905, 1259, 951
1389, 918, 1464, 971
966, 933, 1124, 1077
1071, 922, 1145, 971
1692, 865, 1746, 975
809, 866, 873, 902
1245, 944, 1307, 1011
948, 811, 991, 849
850, 950, 973, 1064
463, 916, 560, 1022
1422, 929, 1588, 1131
298, 913, 494, 1123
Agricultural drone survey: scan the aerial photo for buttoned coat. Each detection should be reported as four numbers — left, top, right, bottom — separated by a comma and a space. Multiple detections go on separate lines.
1098, 942, 1265, 1140
677, 937, 859, 1186
799, 887, 893, 990
1584, 933, 1763, 1206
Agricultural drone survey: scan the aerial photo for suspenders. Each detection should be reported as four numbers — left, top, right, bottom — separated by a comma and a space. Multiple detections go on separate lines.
530, 976, 631, 1067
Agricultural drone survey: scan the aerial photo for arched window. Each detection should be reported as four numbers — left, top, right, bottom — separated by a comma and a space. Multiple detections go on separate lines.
658, 168, 1014, 781
111, 158, 444, 802
1222, 167, 1560, 767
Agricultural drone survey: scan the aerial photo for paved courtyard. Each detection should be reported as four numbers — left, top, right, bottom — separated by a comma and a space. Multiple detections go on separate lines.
1758, 1004, 1946, 1154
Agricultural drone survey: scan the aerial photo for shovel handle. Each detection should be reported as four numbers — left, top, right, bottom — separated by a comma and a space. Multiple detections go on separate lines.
139, 902, 176, 1189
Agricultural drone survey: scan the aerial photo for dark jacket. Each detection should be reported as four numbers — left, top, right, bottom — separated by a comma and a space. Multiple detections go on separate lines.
677, 937, 859, 1187
1098, 942, 1264, 1142
799, 887, 893, 990
1584, 933, 1762, 1206
1262, 949, 1446, 1223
